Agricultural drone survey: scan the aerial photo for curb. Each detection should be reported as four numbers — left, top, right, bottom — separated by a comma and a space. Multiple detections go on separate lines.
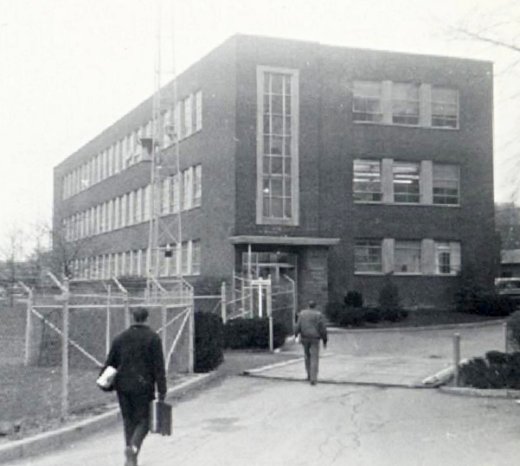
0, 372, 221, 464
327, 319, 505, 334
242, 354, 437, 390
439, 386, 520, 399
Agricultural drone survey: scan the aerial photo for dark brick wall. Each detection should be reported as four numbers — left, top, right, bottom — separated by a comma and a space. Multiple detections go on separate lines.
54, 35, 496, 309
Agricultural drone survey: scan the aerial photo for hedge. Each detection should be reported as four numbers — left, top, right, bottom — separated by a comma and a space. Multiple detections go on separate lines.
194, 312, 224, 373
459, 351, 520, 389
224, 317, 288, 350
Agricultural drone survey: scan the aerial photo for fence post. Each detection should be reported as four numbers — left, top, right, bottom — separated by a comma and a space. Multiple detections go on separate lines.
23, 285, 34, 366
106, 284, 111, 356
221, 281, 227, 324
453, 333, 461, 387
188, 301, 194, 373
267, 277, 273, 352
161, 304, 167, 357
124, 291, 130, 329
61, 277, 70, 419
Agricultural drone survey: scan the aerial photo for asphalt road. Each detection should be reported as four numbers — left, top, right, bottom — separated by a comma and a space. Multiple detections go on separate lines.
6, 374, 520, 466
5, 322, 517, 466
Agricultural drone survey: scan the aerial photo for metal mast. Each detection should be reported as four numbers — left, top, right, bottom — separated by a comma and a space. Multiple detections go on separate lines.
146, 0, 182, 296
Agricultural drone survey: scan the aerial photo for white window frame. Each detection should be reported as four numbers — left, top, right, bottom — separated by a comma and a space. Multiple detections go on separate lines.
394, 240, 422, 275
354, 239, 383, 273
256, 66, 300, 226
353, 159, 382, 203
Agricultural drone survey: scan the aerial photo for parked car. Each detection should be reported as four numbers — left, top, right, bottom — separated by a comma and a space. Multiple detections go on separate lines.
495, 278, 520, 304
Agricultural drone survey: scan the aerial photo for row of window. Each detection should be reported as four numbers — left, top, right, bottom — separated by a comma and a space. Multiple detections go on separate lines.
353, 81, 459, 129
70, 240, 201, 280
62, 91, 203, 200
355, 238, 461, 275
354, 159, 459, 205
63, 165, 202, 241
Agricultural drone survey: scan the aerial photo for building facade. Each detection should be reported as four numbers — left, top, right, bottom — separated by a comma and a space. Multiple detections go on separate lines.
53, 34, 496, 310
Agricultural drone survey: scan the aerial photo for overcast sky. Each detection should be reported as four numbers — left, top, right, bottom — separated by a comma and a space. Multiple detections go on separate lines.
1, 0, 518, 253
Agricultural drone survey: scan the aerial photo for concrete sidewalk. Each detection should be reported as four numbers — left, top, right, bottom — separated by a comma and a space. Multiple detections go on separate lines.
244, 352, 452, 388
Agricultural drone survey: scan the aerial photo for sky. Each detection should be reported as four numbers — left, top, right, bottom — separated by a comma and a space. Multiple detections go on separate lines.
1, 0, 519, 255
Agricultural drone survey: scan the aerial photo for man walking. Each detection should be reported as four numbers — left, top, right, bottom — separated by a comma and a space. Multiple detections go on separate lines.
104, 307, 167, 466
295, 300, 328, 385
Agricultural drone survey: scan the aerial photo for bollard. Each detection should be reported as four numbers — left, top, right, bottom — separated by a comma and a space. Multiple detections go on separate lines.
504, 322, 509, 354
453, 333, 461, 387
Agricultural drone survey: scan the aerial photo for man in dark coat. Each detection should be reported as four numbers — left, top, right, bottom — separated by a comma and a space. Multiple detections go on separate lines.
105, 307, 167, 466
294, 300, 328, 385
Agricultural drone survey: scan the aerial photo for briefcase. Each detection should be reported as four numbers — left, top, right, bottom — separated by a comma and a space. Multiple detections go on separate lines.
149, 400, 172, 436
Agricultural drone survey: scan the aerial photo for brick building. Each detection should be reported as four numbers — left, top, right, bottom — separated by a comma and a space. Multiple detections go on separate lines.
53, 34, 496, 310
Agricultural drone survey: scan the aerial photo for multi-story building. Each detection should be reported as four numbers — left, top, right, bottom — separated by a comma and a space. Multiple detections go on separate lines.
53, 34, 496, 310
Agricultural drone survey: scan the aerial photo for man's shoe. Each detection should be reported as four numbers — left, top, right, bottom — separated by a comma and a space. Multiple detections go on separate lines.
124, 446, 137, 466
310, 380, 317, 386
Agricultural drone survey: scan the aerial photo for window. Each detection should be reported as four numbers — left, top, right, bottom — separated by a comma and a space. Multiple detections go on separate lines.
353, 160, 382, 202
181, 241, 190, 275
135, 188, 142, 223
433, 164, 459, 205
191, 240, 201, 275
172, 174, 180, 213
435, 242, 461, 275
392, 83, 419, 125
195, 91, 202, 131
353, 81, 383, 122
143, 185, 150, 221
161, 178, 171, 215
431, 88, 458, 128
193, 165, 202, 207
183, 168, 193, 210
394, 240, 421, 274
354, 239, 382, 272
393, 162, 420, 203
183, 95, 193, 137
257, 67, 299, 225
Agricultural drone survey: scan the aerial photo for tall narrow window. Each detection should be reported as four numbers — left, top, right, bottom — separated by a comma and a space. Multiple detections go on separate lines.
172, 174, 180, 213
354, 239, 382, 272
161, 178, 171, 215
393, 162, 420, 203
183, 95, 193, 137
352, 81, 383, 122
257, 67, 299, 225
392, 83, 419, 125
181, 241, 190, 275
195, 91, 202, 131
433, 164, 459, 205
353, 160, 382, 202
193, 165, 202, 207
191, 240, 201, 275
183, 168, 193, 210
394, 240, 422, 274
431, 87, 458, 129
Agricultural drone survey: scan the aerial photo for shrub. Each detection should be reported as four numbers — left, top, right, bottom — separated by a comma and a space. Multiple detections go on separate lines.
224, 318, 288, 350
378, 276, 400, 311
325, 302, 343, 324
344, 291, 363, 308
459, 351, 520, 389
337, 306, 364, 327
364, 307, 381, 324
381, 307, 408, 322
194, 312, 224, 373
507, 311, 520, 350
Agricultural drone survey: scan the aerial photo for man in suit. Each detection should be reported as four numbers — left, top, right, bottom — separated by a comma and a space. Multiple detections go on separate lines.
105, 307, 167, 466
294, 300, 328, 385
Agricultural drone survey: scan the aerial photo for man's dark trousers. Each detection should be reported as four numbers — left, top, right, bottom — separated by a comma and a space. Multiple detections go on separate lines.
117, 391, 151, 451
302, 338, 320, 383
